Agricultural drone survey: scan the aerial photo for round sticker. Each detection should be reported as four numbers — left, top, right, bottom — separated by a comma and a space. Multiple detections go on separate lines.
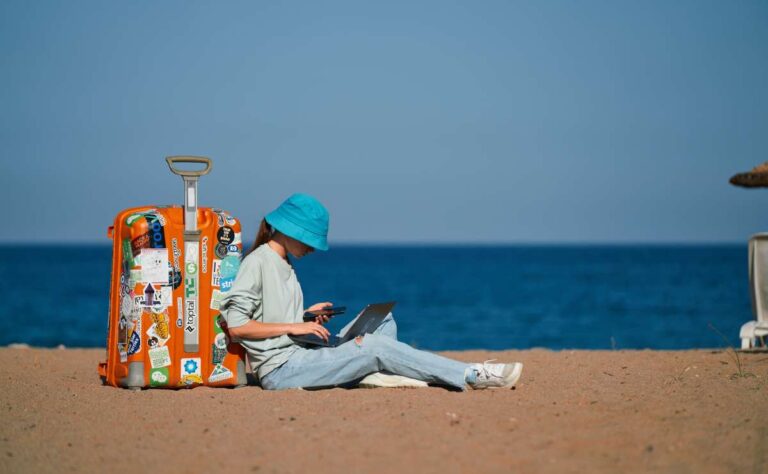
186, 262, 198, 274
217, 226, 234, 245
214, 243, 228, 259
171, 269, 182, 289
220, 256, 240, 279
215, 332, 228, 349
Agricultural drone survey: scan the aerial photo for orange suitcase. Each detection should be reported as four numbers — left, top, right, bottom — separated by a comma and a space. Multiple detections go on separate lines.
99, 156, 247, 388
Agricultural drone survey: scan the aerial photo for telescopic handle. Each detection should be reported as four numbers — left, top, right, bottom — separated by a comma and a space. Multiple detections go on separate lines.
165, 156, 213, 177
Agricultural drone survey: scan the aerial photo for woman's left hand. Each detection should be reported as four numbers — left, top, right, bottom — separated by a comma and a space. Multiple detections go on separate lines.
306, 301, 333, 324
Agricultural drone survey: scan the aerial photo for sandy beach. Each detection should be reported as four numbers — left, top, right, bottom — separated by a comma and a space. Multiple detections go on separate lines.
1, 347, 766, 473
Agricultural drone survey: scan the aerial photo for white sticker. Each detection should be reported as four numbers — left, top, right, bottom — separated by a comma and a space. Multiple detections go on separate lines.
148, 346, 171, 369
121, 295, 132, 318
161, 286, 173, 307
183, 241, 199, 346
233, 232, 242, 245
210, 289, 223, 310
139, 284, 171, 310
208, 364, 233, 383
211, 259, 222, 287
176, 297, 183, 328
140, 248, 169, 284
129, 269, 143, 285
131, 295, 143, 320
181, 358, 201, 377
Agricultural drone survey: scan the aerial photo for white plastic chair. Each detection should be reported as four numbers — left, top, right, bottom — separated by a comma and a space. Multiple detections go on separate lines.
741, 234, 768, 349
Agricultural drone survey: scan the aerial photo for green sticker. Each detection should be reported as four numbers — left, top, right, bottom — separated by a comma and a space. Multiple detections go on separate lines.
211, 314, 227, 365
125, 213, 145, 226
122, 239, 135, 268
149, 367, 169, 387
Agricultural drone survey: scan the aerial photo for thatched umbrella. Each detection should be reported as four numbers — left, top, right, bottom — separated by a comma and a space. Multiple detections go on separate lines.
730, 162, 768, 188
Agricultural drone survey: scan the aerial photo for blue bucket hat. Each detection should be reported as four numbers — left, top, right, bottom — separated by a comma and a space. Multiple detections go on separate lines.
265, 193, 330, 251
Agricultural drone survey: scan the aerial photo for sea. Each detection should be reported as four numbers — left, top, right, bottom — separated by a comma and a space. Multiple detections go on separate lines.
0, 244, 753, 351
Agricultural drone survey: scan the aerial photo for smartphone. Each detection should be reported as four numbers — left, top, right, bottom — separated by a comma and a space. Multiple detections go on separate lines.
303, 306, 347, 321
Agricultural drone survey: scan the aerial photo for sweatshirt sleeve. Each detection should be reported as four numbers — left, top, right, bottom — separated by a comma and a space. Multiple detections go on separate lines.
219, 255, 262, 329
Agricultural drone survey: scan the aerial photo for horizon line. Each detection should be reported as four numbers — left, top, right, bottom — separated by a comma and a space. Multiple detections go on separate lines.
0, 240, 747, 247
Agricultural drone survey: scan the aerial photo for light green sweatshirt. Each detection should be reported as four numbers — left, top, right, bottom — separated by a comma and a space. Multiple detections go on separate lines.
219, 244, 303, 378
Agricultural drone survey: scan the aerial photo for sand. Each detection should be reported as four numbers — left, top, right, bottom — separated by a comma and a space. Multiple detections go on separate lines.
0, 348, 766, 474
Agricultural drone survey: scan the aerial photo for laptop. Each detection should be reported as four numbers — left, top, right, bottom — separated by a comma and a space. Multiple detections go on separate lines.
290, 301, 396, 348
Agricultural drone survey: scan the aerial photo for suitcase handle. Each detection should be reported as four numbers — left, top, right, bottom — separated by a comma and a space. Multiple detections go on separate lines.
165, 156, 213, 177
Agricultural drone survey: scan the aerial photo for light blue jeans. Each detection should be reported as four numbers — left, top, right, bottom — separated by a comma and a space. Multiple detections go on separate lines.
260, 313, 471, 390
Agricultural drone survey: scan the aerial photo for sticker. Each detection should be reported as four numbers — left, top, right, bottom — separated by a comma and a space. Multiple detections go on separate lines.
127, 330, 141, 356
160, 286, 172, 307
140, 283, 157, 307
117, 314, 128, 344
214, 331, 228, 349
149, 367, 169, 387
121, 239, 136, 268
126, 310, 141, 357
129, 269, 142, 286
225, 215, 236, 226
208, 364, 233, 383
212, 345, 227, 365
139, 283, 171, 310
217, 226, 234, 245
220, 277, 233, 292
131, 295, 143, 320
121, 295, 133, 318
210, 289, 223, 310
220, 256, 240, 279
119, 272, 130, 296
146, 215, 166, 249
118, 343, 128, 363
176, 297, 183, 328
211, 259, 222, 287
125, 213, 144, 226
170, 238, 182, 289
201, 237, 209, 274
179, 357, 203, 386
214, 243, 228, 259
183, 241, 199, 344
211, 314, 228, 365
140, 248, 169, 284
219, 256, 239, 292
146, 312, 170, 347
131, 233, 151, 257
148, 345, 171, 368
226, 244, 240, 256
233, 232, 242, 245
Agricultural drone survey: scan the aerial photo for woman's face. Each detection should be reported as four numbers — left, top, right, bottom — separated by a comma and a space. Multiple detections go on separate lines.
285, 237, 315, 259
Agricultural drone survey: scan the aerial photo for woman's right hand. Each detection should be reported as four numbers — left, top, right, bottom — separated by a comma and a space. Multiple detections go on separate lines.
288, 322, 330, 341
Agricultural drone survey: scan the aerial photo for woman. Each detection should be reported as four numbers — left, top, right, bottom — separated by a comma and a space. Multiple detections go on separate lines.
220, 193, 523, 390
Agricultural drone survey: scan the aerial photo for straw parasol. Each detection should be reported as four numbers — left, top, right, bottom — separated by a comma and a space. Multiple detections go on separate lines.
730, 162, 768, 188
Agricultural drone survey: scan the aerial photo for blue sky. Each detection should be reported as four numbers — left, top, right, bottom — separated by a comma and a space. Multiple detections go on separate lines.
1, 0, 767, 243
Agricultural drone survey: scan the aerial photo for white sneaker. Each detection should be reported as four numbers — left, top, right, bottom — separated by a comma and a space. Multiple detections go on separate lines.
358, 372, 429, 389
468, 360, 523, 389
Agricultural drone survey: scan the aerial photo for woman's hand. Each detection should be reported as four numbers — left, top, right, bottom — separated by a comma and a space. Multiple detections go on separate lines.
288, 322, 331, 342
306, 301, 333, 324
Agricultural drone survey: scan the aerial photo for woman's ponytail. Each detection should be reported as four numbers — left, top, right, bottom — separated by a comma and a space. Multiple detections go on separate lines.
247, 218, 272, 256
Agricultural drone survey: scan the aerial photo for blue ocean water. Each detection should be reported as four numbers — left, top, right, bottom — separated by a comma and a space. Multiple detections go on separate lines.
0, 244, 752, 350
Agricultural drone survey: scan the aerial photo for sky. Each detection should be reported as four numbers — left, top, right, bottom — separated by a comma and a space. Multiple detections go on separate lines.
1, 0, 767, 244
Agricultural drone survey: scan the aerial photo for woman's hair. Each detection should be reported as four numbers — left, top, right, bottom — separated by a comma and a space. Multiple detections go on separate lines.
247, 218, 273, 256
